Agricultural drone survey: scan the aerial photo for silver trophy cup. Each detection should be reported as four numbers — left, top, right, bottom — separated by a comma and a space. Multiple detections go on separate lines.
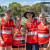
20, 27, 25, 44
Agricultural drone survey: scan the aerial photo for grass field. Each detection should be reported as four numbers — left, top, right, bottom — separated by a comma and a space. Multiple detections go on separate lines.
21, 22, 25, 25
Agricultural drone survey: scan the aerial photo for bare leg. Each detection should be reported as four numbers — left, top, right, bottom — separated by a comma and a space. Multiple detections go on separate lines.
13, 48, 18, 50
0, 47, 5, 50
40, 48, 44, 50
45, 48, 50, 50
6, 46, 12, 50
19, 48, 22, 50
22, 48, 25, 50
19, 47, 25, 50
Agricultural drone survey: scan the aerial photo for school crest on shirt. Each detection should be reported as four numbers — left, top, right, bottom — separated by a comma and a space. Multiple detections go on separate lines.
34, 22, 36, 26
44, 26, 46, 29
27, 24, 30, 27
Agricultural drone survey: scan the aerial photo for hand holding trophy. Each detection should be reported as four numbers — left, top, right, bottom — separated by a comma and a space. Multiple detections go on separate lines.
20, 27, 25, 44
15, 29, 19, 35
13, 29, 19, 38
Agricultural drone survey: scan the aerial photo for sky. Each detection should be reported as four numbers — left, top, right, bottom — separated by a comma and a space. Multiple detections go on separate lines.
0, 0, 50, 7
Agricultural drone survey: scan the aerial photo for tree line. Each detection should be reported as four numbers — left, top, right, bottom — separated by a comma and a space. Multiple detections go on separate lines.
0, 2, 49, 17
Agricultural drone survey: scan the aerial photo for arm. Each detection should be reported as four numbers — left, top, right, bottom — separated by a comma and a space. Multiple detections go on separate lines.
24, 23, 28, 43
37, 19, 39, 43
48, 25, 50, 43
47, 24, 50, 48
11, 27, 19, 38
0, 19, 3, 41
11, 27, 14, 37
0, 19, 5, 45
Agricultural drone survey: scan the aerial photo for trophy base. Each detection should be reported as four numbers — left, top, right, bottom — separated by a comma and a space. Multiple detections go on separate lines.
20, 40, 25, 44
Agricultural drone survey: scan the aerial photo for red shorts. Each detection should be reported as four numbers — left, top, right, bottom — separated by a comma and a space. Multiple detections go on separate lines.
0, 41, 12, 47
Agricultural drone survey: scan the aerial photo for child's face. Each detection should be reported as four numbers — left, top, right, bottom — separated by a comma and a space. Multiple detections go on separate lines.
16, 17, 21, 25
5, 11, 11, 17
26, 13, 33, 19
39, 15, 46, 21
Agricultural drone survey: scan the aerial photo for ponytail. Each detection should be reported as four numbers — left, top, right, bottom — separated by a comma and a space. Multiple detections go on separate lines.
45, 18, 48, 25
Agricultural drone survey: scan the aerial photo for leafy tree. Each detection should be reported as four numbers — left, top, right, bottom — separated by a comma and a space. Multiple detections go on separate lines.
9, 2, 21, 17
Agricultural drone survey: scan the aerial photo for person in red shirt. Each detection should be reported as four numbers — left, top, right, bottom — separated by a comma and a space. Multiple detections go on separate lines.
38, 13, 50, 50
12, 16, 26, 50
0, 9, 13, 50
24, 10, 39, 50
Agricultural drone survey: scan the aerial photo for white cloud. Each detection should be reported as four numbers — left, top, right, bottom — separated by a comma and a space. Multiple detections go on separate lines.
19, 1, 42, 6
34, 1, 41, 4
20, 1, 33, 6
0, 2, 12, 7
0, 1, 41, 7
0, 1, 50, 7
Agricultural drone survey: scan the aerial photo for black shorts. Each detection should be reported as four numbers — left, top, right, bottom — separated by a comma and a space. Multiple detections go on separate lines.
12, 46, 25, 48
39, 42, 49, 48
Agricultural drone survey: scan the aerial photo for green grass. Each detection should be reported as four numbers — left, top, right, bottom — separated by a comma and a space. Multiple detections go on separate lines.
21, 22, 25, 25
14, 22, 25, 25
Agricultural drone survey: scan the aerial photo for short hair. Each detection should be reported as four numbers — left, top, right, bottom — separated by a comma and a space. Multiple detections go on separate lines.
24, 12, 35, 19
15, 15, 21, 20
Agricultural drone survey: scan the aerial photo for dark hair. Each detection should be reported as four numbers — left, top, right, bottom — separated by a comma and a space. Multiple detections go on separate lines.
24, 12, 35, 19
15, 16, 21, 20
15, 16, 21, 23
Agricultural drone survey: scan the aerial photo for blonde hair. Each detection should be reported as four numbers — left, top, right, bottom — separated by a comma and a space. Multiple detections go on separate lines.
39, 13, 48, 25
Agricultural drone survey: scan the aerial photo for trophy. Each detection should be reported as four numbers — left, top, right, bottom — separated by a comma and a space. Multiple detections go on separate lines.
13, 29, 19, 37
20, 27, 25, 44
